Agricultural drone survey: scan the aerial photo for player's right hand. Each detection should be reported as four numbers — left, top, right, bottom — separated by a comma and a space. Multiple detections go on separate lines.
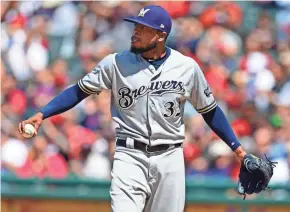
18, 112, 44, 137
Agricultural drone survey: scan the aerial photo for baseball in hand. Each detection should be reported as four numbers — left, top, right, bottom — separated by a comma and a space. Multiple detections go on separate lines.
23, 124, 36, 138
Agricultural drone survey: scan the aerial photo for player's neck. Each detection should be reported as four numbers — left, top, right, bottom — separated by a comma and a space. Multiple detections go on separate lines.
141, 45, 166, 61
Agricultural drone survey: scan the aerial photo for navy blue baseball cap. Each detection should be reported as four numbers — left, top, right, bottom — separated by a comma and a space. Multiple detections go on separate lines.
123, 5, 172, 35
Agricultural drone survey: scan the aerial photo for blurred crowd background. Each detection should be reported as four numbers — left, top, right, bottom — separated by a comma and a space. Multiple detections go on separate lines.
1, 1, 290, 184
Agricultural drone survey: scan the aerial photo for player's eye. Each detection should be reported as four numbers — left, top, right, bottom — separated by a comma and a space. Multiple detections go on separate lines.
135, 24, 145, 30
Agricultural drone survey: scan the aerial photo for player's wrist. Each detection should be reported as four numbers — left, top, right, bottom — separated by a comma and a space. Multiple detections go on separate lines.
234, 146, 247, 163
36, 112, 44, 120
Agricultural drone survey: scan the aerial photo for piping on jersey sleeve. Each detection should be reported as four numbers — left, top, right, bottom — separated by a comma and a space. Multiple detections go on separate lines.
78, 79, 97, 95
195, 100, 217, 114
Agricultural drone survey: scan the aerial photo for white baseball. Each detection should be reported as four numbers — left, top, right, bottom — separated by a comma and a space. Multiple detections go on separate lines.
23, 124, 35, 138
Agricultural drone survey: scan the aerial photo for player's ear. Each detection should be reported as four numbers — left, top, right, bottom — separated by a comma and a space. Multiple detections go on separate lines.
158, 32, 167, 42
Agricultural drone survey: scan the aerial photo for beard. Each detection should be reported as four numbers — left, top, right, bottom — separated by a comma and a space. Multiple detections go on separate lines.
130, 39, 158, 54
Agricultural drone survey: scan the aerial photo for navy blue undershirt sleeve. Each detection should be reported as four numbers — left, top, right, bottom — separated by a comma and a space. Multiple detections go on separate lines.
202, 105, 241, 151
39, 84, 89, 120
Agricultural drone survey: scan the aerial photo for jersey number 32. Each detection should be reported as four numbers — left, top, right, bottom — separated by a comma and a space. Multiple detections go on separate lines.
163, 100, 181, 118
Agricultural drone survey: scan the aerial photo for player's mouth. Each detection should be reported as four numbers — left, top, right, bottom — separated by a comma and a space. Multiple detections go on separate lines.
131, 37, 140, 44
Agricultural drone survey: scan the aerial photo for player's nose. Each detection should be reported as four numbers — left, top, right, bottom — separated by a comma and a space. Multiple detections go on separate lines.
133, 27, 140, 36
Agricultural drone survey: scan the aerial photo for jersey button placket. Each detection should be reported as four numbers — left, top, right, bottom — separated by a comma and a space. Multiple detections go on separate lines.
146, 93, 153, 145
148, 95, 157, 144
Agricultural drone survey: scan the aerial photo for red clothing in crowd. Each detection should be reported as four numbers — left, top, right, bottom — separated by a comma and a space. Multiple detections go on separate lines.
17, 154, 68, 179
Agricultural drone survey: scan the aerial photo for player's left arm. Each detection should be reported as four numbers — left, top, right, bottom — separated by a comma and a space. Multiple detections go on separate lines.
202, 106, 246, 161
188, 61, 277, 197
188, 61, 246, 161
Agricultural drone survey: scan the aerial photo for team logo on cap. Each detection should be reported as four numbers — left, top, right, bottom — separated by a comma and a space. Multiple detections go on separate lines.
138, 8, 150, 17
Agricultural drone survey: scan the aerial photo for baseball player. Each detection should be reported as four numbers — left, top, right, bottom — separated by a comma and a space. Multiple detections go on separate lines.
19, 5, 276, 212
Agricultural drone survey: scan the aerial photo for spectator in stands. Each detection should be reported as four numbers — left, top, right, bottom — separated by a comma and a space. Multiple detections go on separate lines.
199, 2, 243, 29
16, 136, 68, 178
1, 133, 28, 175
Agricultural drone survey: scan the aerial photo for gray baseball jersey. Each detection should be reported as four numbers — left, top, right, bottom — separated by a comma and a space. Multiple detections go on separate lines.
78, 48, 216, 145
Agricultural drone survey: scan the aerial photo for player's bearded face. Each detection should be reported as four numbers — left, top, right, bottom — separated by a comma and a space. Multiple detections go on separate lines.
130, 24, 159, 54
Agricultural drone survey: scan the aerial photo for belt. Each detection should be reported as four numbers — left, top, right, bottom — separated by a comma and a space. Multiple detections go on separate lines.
116, 138, 182, 153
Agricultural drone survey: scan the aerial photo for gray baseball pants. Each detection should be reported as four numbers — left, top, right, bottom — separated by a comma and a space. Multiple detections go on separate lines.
110, 140, 185, 212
